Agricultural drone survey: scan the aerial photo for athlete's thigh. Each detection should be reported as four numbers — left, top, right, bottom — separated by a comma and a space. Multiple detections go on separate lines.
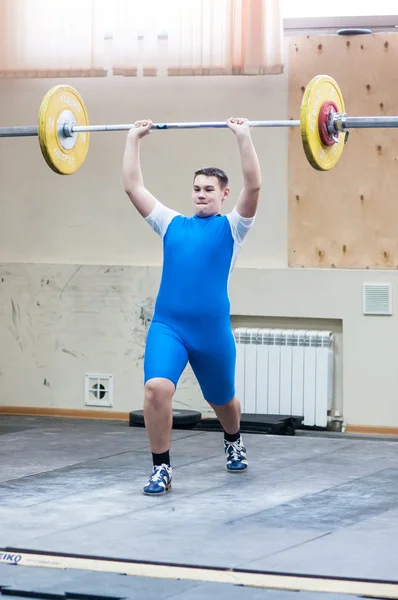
144, 321, 188, 387
188, 325, 236, 405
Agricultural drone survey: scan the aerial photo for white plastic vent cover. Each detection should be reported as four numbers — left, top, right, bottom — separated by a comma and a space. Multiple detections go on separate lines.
84, 373, 113, 407
363, 283, 392, 315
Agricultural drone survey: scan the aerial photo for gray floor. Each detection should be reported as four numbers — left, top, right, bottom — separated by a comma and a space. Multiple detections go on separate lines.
1, 415, 398, 599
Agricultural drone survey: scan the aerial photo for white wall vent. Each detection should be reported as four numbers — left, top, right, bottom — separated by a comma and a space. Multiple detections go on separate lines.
84, 373, 113, 407
363, 283, 392, 315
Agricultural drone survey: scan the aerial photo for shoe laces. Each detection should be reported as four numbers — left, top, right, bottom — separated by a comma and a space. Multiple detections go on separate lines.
225, 439, 244, 461
150, 464, 170, 482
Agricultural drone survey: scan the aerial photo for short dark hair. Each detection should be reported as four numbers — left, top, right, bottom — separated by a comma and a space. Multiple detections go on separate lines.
193, 167, 229, 189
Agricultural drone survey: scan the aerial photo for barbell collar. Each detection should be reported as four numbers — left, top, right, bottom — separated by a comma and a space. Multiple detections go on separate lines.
331, 113, 347, 133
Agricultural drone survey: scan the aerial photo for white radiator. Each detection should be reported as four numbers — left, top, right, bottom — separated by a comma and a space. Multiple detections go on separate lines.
234, 328, 334, 428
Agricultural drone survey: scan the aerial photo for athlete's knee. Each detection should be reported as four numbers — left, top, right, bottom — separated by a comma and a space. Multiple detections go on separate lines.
144, 377, 175, 407
208, 394, 239, 409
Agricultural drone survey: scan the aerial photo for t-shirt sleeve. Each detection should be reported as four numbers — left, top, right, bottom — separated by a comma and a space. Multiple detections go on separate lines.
144, 200, 181, 238
226, 206, 256, 245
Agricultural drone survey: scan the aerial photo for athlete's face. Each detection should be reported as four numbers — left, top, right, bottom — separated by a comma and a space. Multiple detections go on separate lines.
192, 175, 230, 217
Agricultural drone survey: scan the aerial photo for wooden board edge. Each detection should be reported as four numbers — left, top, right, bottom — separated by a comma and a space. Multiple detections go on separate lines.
0, 406, 129, 421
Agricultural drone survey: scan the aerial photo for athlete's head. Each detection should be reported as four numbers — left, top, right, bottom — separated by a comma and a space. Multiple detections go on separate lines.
192, 167, 230, 217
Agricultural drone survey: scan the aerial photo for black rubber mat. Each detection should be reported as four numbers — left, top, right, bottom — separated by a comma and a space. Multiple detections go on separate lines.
193, 414, 304, 436
129, 409, 202, 429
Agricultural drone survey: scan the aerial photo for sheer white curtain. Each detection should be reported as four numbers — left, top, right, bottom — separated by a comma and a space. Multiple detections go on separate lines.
0, 0, 105, 77
0, 0, 283, 78
112, 0, 284, 77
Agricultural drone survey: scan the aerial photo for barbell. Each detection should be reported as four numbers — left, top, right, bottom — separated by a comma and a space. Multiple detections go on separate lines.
1, 74, 397, 175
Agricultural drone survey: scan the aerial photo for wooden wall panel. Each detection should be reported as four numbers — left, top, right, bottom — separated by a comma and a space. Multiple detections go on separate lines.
288, 33, 398, 268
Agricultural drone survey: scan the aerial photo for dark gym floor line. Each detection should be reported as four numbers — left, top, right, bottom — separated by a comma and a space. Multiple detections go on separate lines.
1, 415, 398, 599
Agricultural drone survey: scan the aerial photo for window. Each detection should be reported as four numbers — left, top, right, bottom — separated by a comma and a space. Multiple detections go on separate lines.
282, 0, 398, 19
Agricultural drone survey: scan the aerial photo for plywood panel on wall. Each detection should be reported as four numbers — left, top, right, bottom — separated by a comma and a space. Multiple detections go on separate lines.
288, 33, 398, 268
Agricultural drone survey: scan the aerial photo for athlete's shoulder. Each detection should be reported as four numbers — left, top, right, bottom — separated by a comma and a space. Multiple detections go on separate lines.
225, 206, 256, 245
145, 200, 182, 238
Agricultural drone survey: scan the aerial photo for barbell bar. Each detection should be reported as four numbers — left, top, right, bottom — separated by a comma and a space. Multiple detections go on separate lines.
69, 116, 398, 133
0, 126, 39, 137
3, 115, 398, 139
0, 121, 302, 138
336, 116, 398, 129
69, 120, 301, 133
0, 74, 397, 175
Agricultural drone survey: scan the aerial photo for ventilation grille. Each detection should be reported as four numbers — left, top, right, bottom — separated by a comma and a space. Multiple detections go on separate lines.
84, 373, 113, 407
363, 283, 392, 315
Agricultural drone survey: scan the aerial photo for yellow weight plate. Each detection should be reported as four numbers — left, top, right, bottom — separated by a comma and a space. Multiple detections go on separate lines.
300, 75, 345, 171
38, 85, 89, 175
